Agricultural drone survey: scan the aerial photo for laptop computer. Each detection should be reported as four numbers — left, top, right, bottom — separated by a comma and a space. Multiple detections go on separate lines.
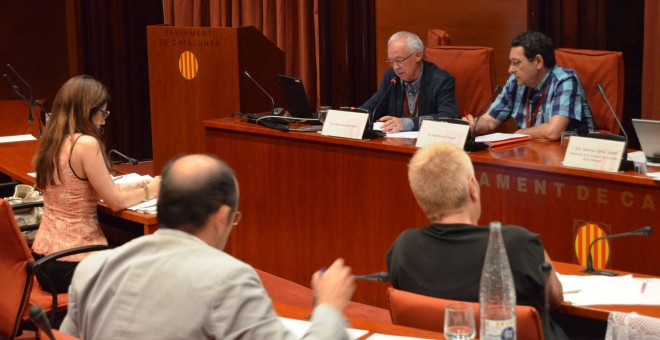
632, 118, 660, 163
276, 74, 316, 119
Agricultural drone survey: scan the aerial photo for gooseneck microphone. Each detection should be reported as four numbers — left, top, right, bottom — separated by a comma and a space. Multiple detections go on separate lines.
370, 77, 397, 125
353, 271, 390, 282
109, 149, 138, 165
592, 83, 634, 171
243, 71, 282, 116
28, 306, 55, 340
582, 226, 653, 276
465, 85, 501, 152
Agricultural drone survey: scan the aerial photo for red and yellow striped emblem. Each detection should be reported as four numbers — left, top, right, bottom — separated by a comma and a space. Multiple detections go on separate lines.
178, 51, 199, 80
574, 223, 610, 269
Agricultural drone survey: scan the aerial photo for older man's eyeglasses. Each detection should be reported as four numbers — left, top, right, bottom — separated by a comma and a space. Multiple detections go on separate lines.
386, 51, 416, 67
98, 109, 110, 119
231, 211, 242, 226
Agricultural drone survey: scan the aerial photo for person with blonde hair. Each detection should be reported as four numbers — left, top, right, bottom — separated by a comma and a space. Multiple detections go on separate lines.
32, 75, 160, 293
386, 143, 568, 339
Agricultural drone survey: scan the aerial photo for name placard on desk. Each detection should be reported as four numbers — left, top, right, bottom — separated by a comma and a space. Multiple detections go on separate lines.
416, 121, 470, 148
563, 136, 625, 173
321, 110, 368, 140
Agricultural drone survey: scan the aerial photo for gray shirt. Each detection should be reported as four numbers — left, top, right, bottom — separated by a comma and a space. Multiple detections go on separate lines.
61, 228, 348, 339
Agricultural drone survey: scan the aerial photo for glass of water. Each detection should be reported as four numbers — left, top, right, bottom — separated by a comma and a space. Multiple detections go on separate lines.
444, 302, 476, 340
318, 105, 331, 123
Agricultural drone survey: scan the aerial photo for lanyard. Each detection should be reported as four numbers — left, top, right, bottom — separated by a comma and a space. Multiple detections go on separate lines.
525, 82, 549, 127
403, 94, 420, 118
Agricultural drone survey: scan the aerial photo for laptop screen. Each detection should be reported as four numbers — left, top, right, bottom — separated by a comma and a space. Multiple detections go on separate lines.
277, 74, 315, 118
632, 118, 660, 162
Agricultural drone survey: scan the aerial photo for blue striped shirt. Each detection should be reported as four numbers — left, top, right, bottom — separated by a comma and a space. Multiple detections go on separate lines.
488, 66, 595, 135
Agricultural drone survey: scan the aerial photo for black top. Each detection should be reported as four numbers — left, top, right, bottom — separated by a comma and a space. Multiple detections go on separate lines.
386, 223, 568, 340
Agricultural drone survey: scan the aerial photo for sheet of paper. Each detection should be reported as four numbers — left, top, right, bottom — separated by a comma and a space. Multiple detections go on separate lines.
558, 273, 660, 306
126, 198, 158, 214
476, 133, 530, 143
372, 122, 419, 139
366, 333, 434, 340
278, 317, 368, 339
0, 134, 37, 143
112, 173, 154, 185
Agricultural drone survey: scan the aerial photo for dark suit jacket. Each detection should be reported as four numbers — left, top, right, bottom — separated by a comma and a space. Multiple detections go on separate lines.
361, 60, 458, 130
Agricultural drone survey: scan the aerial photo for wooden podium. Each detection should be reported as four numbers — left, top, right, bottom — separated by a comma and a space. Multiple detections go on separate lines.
147, 25, 284, 171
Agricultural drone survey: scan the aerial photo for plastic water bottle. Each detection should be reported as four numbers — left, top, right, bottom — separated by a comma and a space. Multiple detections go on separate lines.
479, 221, 516, 340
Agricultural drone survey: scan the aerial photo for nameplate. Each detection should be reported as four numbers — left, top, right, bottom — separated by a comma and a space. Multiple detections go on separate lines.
321, 110, 368, 140
563, 136, 625, 173
415, 121, 470, 148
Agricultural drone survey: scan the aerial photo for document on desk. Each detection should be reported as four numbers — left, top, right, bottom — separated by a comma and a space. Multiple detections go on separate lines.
0, 134, 37, 143
366, 333, 434, 339
558, 273, 660, 306
126, 198, 157, 214
278, 317, 368, 339
372, 122, 419, 139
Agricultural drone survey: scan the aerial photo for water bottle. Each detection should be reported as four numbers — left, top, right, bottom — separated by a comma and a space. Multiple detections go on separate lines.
479, 221, 516, 340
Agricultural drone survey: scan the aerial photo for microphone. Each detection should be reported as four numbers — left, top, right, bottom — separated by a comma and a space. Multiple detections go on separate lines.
591, 83, 634, 171
6, 64, 36, 124
353, 271, 390, 282
370, 77, 397, 125
109, 149, 138, 165
465, 84, 501, 152
582, 226, 653, 276
28, 306, 55, 340
243, 71, 283, 116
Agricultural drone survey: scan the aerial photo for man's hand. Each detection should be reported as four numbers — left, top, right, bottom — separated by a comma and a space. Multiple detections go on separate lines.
311, 258, 355, 311
378, 116, 402, 133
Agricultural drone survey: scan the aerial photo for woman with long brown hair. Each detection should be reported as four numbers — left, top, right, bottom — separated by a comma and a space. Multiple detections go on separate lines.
32, 75, 160, 293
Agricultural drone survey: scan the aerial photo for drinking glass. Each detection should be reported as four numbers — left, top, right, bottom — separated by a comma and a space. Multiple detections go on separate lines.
561, 131, 577, 149
444, 302, 476, 340
318, 105, 331, 123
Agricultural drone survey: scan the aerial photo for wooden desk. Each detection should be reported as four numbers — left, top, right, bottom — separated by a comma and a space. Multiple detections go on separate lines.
274, 303, 443, 339
0, 137, 158, 236
555, 261, 660, 320
204, 117, 659, 309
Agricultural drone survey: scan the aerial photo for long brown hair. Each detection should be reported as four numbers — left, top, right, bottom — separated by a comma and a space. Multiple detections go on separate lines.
34, 75, 112, 188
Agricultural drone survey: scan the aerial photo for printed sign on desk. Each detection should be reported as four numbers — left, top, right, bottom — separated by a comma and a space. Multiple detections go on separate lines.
563, 136, 625, 173
416, 121, 470, 148
321, 110, 369, 140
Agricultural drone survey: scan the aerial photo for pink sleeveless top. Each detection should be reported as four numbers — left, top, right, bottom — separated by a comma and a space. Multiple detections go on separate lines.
32, 135, 107, 262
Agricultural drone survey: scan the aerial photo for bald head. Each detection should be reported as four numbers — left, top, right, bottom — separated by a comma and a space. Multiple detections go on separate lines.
157, 154, 238, 234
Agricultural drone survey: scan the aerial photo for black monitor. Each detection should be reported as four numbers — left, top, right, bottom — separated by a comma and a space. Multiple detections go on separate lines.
276, 74, 315, 119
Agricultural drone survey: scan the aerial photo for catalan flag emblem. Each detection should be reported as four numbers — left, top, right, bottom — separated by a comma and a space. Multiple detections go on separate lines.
574, 222, 610, 269
178, 51, 199, 80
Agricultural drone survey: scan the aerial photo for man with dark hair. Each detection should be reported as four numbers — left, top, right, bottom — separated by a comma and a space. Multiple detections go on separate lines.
468, 31, 594, 140
61, 154, 355, 339
361, 31, 458, 132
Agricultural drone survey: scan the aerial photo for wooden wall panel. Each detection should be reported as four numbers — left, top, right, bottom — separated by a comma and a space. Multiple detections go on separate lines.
375, 0, 528, 89
0, 0, 72, 107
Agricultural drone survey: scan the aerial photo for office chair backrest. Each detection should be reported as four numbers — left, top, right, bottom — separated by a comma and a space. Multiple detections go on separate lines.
0, 199, 36, 338
424, 46, 496, 118
427, 29, 451, 47
387, 287, 544, 339
555, 48, 624, 135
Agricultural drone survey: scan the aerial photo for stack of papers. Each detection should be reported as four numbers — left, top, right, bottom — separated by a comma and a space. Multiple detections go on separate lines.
558, 273, 660, 306
0, 134, 37, 144
475, 133, 532, 147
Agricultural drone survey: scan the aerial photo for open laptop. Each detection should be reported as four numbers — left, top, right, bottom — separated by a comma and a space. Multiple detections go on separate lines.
632, 119, 660, 163
276, 74, 316, 119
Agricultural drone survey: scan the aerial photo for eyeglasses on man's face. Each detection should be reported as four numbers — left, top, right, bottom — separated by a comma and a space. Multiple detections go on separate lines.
386, 51, 417, 67
98, 108, 110, 120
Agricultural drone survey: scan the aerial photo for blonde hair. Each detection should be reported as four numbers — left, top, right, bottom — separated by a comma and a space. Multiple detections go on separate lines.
408, 143, 474, 221
34, 75, 111, 188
